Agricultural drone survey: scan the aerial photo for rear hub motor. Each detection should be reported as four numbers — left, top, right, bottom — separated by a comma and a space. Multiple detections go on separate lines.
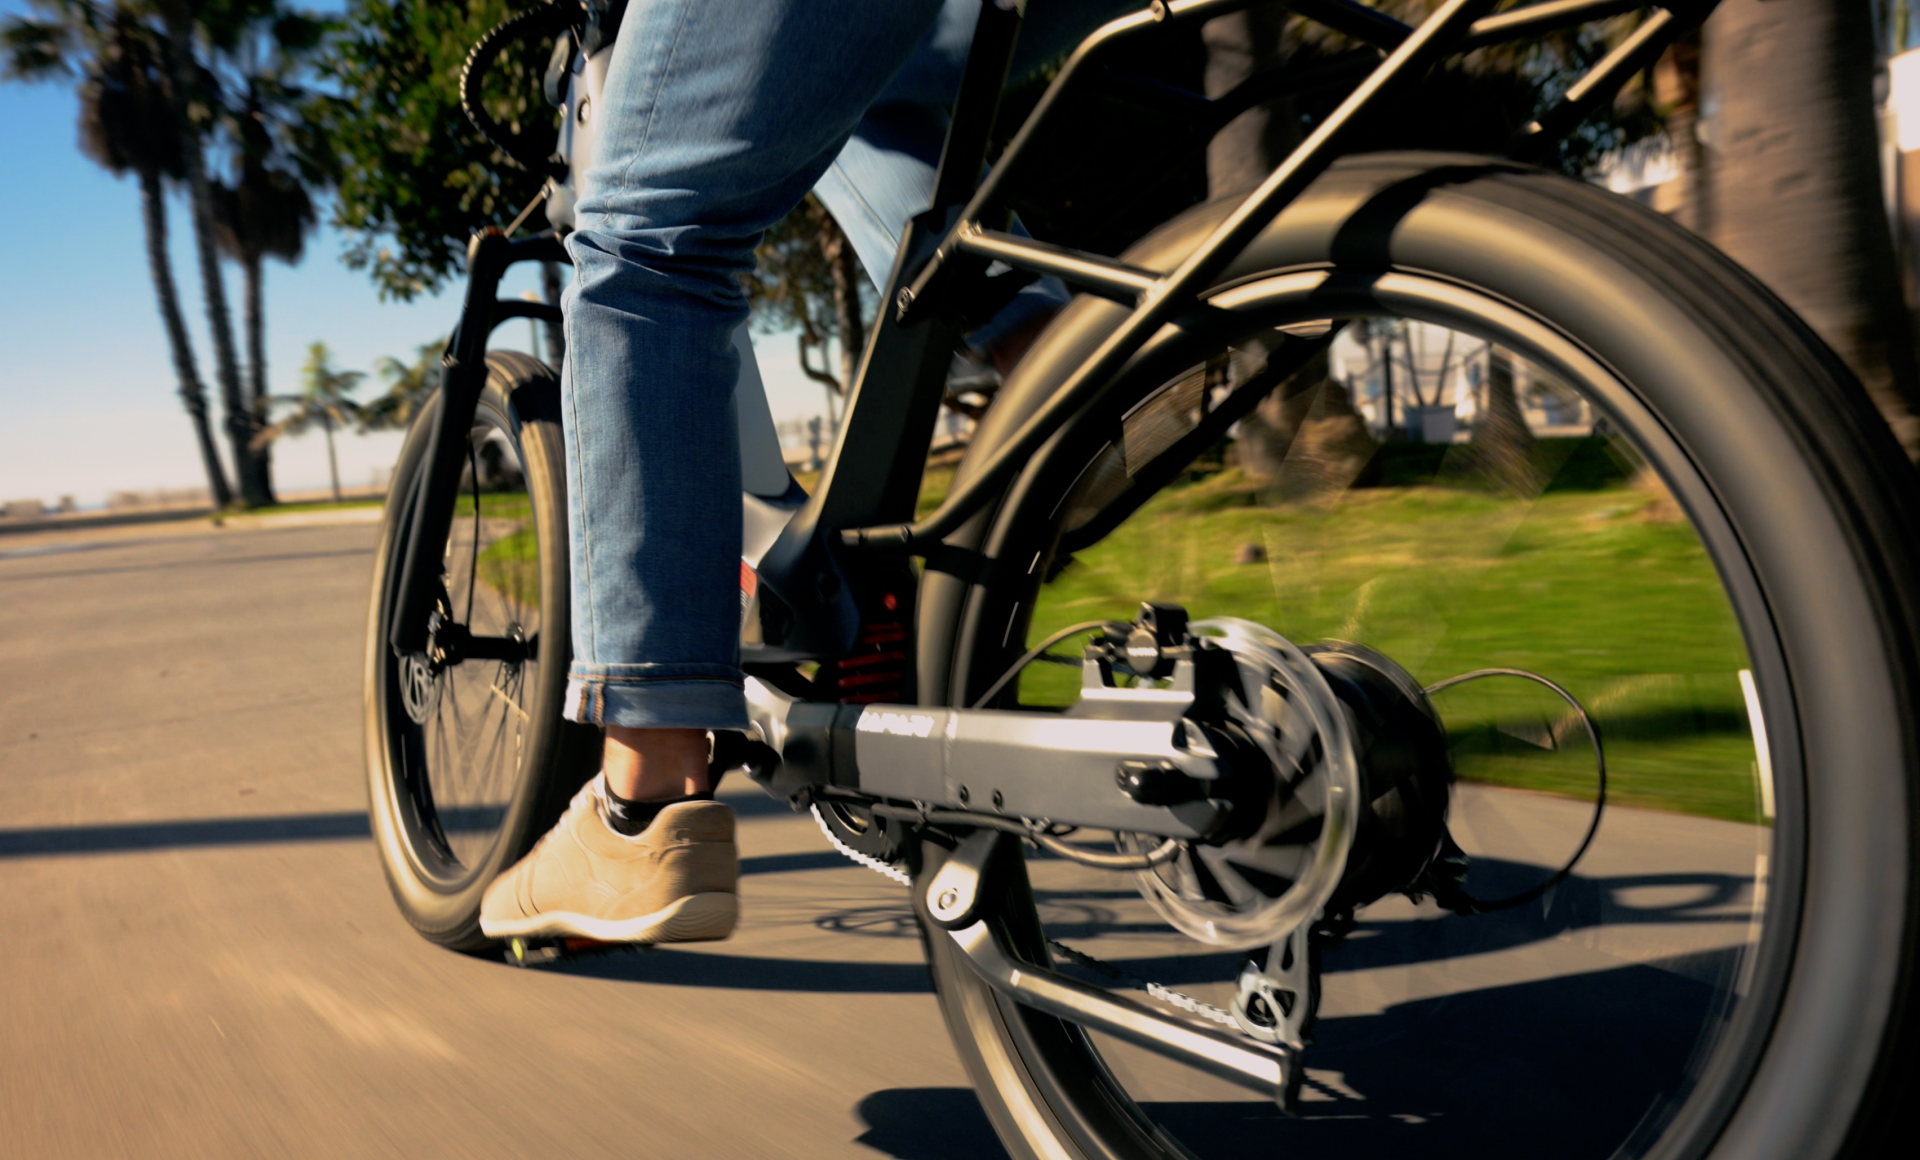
1117, 618, 1454, 953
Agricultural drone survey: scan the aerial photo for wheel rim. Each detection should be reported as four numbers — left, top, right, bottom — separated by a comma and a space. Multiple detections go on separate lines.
969, 281, 1794, 1160
386, 403, 546, 890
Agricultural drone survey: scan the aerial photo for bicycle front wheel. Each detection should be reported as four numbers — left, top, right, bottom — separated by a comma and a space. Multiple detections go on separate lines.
918, 154, 1920, 1160
363, 352, 593, 951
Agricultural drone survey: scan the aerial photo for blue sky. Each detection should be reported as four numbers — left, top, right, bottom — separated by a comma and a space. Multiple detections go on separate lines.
0, 0, 835, 506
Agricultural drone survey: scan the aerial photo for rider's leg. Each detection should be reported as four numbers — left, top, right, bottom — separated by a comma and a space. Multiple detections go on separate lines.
558, 0, 943, 746
565, 0, 1127, 800
481, 0, 946, 942
810, 0, 1137, 364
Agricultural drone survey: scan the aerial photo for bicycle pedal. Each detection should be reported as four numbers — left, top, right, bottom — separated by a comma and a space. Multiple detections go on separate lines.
563, 937, 660, 957
504, 936, 562, 967
504, 935, 659, 967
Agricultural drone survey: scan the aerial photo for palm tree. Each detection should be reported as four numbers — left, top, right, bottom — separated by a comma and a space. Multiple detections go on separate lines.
1471, 346, 1537, 494
362, 338, 445, 431
1649, 30, 1708, 236
2, 1, 235, 507
213, 157, 313, 496
1705, 0, 1920, 458
210, 7, 328, 503
153, 0, 274, 506
256, 342, 366, 502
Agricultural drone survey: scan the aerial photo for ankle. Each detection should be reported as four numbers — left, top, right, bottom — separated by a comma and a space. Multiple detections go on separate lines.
601, 778, 713, 837
603, 725, 711, 800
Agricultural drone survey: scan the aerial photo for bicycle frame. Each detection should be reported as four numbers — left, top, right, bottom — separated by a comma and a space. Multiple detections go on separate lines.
389, 0, 1713, 673
371, 0, 1737, 1108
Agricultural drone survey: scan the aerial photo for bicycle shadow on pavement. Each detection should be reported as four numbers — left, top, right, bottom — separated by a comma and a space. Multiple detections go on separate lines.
851, 1088, 1010, 1160
1040, 858, 1754, 990
532, 944, 934, 993
847, 949, 1734, 1160
1140, 948, 1735, 1160
510, 855, 1753, 1001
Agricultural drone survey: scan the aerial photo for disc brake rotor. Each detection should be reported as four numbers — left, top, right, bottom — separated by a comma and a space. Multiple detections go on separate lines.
400, 651, 441, 724
1121, 618, 1360, 952
401, 586, 453, 725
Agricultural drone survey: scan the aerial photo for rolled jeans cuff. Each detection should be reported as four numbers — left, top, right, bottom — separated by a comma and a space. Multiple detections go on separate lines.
564, 664, 749, 731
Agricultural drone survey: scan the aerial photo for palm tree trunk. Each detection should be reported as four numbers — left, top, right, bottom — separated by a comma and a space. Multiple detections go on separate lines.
1201, 7, 1300, 201
539, 261, 566, 367
324, 411, 341, 503
243, 251, 275, 500
1204, 9, 1376, 481
1380, 336, 1396, 436
1652, 31, 1710, 236
139, 168, 232, 508
157, 1, 273, 506
1472, 345, 1537, 493
1705, 0, 1920, 457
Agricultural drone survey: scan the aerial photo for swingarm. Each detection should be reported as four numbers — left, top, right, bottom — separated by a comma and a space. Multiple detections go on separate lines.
753, 607, 1257, 844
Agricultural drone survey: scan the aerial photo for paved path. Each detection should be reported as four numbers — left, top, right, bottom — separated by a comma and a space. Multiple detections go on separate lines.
0, 523, 983, 1160
0, 522, 1770, 1158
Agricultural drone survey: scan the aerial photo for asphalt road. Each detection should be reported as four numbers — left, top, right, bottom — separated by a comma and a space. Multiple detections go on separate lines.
0, 519, 984, 1160
0, 518, 1767, 1159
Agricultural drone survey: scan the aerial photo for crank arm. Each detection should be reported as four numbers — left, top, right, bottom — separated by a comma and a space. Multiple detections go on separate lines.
949, 919, 1301, 1110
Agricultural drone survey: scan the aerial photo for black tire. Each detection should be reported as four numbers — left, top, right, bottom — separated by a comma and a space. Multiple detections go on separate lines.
916, 154, 1920, 1159
364, 352, 596, 951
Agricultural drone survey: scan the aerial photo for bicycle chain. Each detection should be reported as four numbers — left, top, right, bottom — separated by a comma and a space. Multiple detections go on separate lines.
812, 810, 1239, 1028
1043, 938, 1240, 1027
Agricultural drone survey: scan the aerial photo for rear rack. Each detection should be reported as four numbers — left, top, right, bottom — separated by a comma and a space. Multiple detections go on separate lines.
842, 0, 1705, 555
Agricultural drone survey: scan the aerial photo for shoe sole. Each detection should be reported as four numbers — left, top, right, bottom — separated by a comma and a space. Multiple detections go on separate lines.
480, 892, 738, 944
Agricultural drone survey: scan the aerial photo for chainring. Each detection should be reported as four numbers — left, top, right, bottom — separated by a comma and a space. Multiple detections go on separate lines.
814, 798, 906, 862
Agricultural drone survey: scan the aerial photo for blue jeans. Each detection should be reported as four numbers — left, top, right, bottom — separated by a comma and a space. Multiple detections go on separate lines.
561, 0, 1117, 729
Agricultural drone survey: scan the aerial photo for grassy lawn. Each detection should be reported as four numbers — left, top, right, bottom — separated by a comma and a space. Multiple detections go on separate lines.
209, 496, 385, 520
1017, 470, 1763, 824
453, 492, 533, 520
457, 454, 1763, 823
464, 492, 540, 609
476, 526, 540, 609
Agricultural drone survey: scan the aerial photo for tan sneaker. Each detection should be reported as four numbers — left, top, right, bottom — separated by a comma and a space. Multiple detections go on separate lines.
480, 780, 739, 943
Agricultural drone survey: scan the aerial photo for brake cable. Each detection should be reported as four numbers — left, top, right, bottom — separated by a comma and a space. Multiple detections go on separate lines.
970, 620, 1132, 709
1419, 668, 1608, 914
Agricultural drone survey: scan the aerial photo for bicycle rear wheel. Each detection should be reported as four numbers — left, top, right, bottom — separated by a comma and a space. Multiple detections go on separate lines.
917, 154, 1920, 1160
364, 352, 593, 951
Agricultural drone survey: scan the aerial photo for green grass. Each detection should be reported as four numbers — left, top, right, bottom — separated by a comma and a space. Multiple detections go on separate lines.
452, 492, 534, 520
455, 449, 1763, 823
210, 497, 385, 520
1020, 472, 1765, 824
463, 491, 540, 608
918, 461, 956, 518
476, 526, 540, 609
